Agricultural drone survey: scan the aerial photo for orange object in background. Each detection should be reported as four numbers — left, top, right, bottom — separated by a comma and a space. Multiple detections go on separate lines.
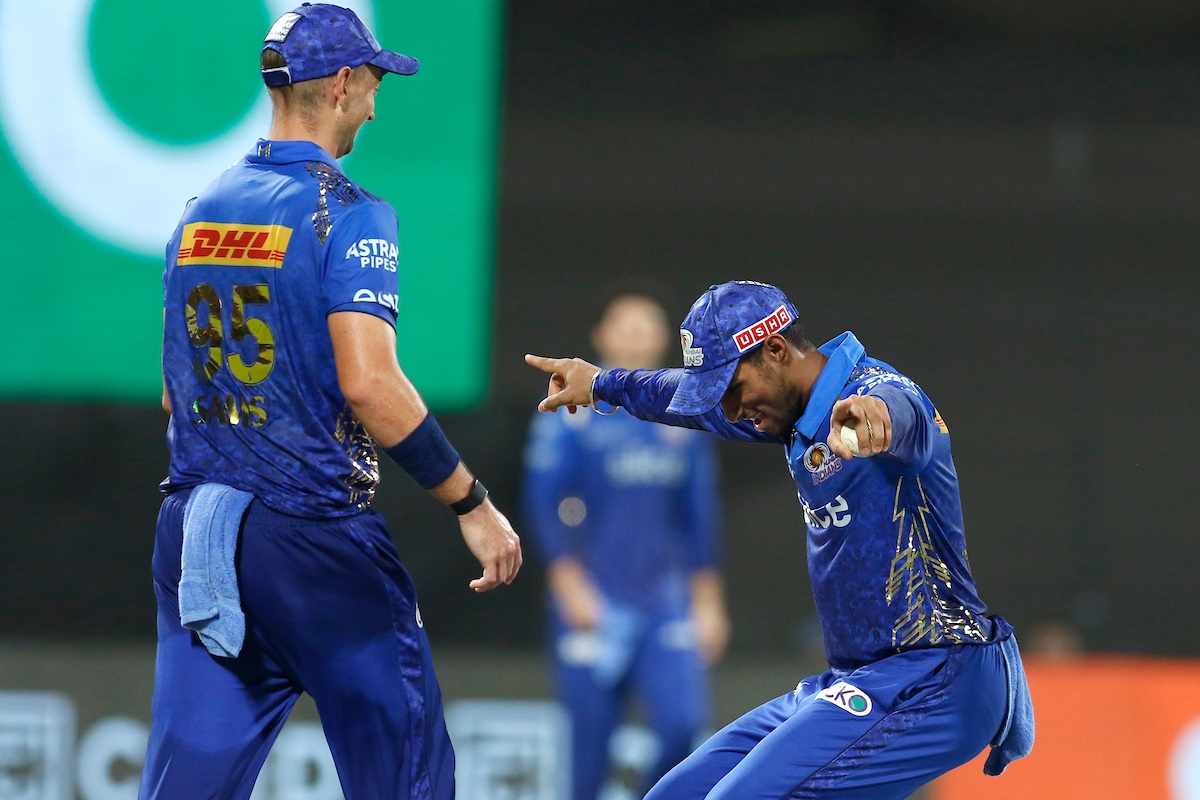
932, 657, 1200, 800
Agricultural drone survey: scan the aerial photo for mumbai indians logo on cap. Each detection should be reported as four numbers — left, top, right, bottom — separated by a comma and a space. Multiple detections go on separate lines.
817, 681, 873, 716
681, 329, 704, 367
733, 305, 792, 353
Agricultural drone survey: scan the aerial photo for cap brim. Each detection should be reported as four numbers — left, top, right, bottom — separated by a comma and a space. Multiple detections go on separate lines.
666, 359, 738, 416
369, 50, 419, 76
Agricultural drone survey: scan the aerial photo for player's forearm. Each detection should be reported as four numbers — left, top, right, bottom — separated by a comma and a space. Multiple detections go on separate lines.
597, 368, 777, 443
869, 385, 934, 472
690, 568, 726, 612
353, 384, 485, 509
347, 378, 477, 504
690, 568, 730, 663
547, 556, 590, 597
593, 367, 681, 420
340, 366, 429, 447
547, 556, 602, 628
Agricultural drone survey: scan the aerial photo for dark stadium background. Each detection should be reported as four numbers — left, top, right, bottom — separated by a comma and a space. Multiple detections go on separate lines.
1, 2, 1198, 797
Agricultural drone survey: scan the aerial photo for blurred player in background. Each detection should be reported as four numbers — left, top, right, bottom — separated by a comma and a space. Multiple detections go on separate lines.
526, 281, 1032, 800
523, 290, 730, 800
144, 5, 520, 798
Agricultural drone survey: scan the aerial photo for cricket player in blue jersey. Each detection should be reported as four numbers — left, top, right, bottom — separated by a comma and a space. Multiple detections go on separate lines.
525, 281, 1033, 799
523, 292, 729, 800
144, 5, 521, 798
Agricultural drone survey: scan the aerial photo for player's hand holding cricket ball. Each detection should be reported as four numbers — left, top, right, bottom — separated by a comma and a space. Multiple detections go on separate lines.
524, 354, 601, 413
828, 395, 892, 459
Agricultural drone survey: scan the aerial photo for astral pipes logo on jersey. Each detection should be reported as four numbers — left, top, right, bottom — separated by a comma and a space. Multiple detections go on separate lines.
801, 442, 842, 485
733, 305, 792, 353
817, 682, 873, 716
680, 329, 704, 367
345, 238, 398, 272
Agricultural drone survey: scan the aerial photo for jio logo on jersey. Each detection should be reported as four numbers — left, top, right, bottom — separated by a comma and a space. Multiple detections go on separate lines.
817, 681, 873, 717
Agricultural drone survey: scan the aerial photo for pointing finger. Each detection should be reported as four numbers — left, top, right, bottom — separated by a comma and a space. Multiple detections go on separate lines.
525, 354, 562, 374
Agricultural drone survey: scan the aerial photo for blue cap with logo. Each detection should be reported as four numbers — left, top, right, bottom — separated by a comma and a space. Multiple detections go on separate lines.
261, 3, 419, 87
666, 281, 800, 415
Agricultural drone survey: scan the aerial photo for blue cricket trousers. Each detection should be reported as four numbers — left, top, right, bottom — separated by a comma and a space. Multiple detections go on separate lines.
138, 490, 455, 799
645, 641, 1008, 800
552, 604, 709, 800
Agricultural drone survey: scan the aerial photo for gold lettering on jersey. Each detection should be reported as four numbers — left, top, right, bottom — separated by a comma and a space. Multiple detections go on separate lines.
177, 223, 292, 267
191, 394, 267, 427
887, 476, 987, 649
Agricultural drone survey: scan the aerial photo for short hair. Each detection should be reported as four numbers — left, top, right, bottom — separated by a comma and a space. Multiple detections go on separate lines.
260, 50, 382, 115
261, 49, 328, 114
739, 323, 813, 363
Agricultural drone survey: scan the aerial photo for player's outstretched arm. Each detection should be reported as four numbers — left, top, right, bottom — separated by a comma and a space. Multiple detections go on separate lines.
525, 353, 778, 443
523, 354, 599, 413
332, 311, 521, 591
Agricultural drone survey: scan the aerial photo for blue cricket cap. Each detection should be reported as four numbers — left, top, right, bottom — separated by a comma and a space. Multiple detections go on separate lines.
261, 3, 419, 87
666, 281, 800, 415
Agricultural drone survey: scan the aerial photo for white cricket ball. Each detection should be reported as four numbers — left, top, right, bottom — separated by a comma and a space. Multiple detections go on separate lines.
840, 421, 861, 456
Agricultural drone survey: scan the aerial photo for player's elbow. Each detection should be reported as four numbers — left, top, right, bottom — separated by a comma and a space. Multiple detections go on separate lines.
341, 370, 411, 428
339, 373, 383, 414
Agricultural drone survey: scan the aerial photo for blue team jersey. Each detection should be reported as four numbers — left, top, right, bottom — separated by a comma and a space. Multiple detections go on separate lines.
161, 139, 402, 518
594, 332, 1012, 671
522, 408, 720, 610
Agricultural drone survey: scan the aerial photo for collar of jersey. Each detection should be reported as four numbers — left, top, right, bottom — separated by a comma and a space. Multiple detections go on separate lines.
246, 139, 341, 171
794, 331, 865, 440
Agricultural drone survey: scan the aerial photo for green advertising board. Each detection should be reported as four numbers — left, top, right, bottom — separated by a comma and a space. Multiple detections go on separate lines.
0, 0, 501, 409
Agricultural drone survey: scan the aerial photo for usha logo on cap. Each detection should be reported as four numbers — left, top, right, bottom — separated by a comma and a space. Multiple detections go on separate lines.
816, 681, 873, 716
681, 329, 704, 367
733, 305, 792, 353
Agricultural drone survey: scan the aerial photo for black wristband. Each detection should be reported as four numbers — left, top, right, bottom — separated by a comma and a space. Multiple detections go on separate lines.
450, 479, 488, 516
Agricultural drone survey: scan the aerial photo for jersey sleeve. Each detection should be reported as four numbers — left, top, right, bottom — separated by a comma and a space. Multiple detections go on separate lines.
858, 378, 937, 473
321, 202, 401, 326
521, 411, 582, 564
679, 434, 722, 572
594, 368, 783, 444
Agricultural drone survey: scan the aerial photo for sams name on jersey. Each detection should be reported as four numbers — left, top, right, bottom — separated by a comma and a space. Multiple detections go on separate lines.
191, 393, 267, 427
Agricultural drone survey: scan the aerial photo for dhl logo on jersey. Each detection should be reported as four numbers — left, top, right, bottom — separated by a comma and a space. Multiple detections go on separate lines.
177, 223, 292, 268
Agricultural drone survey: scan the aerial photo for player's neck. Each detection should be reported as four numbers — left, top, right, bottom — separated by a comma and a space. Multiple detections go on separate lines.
267, 114, 342, 161
792, 347, 829, 408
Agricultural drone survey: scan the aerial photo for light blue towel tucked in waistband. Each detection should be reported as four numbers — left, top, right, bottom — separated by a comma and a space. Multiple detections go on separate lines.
984, 634, 1036, 776
179, 483, 254, 659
